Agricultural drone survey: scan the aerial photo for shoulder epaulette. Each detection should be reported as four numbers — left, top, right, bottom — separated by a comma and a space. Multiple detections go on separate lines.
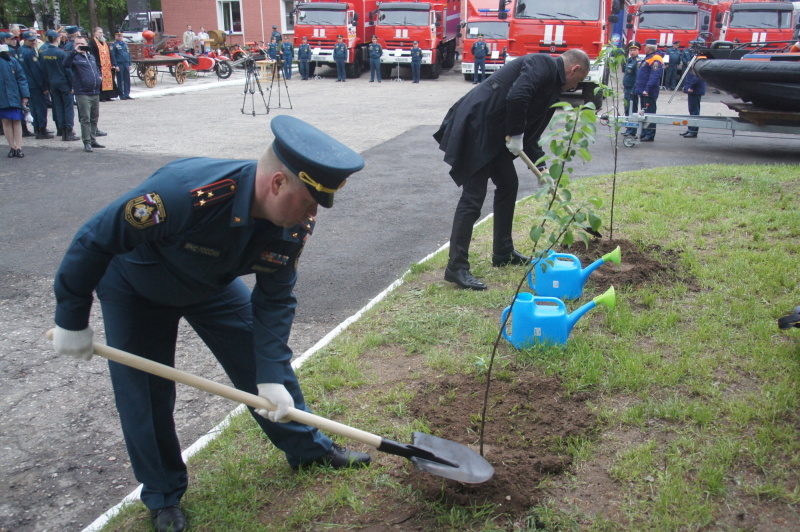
191, 179, 237, 209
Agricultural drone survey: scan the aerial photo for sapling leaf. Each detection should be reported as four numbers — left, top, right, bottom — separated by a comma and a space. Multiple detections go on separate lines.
563, 230, 574, 247
588, 196, 603, 208
530, 226, 544, 243
589, 212, 602, 231
579, 230, 591, 248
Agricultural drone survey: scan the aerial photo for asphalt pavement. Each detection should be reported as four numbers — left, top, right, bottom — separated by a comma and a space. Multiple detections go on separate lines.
1, 62, 798, 531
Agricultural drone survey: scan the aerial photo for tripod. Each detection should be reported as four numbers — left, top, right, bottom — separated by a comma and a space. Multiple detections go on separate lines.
241, 57, 269, 116
267, 59, 293, 112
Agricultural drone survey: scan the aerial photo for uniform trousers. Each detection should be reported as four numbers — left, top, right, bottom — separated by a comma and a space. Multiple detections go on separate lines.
116, 63, 131, 98
299, 60, 309, 79
448, 150, 518, 271
369, 58, 381, 81
28, 88, 49, 130
282, 60, 292, 79
335, 59, 346, 81
96, 262, 331, 510
687, 93, 701, 133
411, 61, 421, 82
49, 87, 74, 131
623, 86, 638, 135
474, 58, 486, 83
639, 95, 657, 140
664, 64, 677, 90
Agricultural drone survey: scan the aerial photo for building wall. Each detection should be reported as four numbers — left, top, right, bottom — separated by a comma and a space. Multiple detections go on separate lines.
161, 0, 289, 46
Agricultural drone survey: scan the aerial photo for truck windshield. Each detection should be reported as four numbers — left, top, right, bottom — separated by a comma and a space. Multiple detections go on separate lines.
729, 10, 792, 29
120, 14, 150, 32
296, 9, 346, 25
465, 21, 509, 39
638, 11, 697, 30
378, 10, 430, 26
516, 0, 600, 21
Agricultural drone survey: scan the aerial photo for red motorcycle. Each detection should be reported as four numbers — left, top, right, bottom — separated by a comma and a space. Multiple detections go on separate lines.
163, 49, 233, 80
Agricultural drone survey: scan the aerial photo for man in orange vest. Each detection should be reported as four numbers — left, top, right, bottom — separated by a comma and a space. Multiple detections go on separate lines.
633, 39, 663, 142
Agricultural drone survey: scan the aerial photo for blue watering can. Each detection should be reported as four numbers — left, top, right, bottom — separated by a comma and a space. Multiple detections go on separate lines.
501, 286, 616, 348
528, 246, 621, 300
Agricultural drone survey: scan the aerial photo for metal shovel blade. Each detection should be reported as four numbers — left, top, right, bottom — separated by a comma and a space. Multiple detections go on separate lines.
409, 432, 494, 484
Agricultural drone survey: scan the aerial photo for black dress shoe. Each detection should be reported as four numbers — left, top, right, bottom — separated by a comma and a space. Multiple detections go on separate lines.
15, 148, 23, 158
22, 129, 35, 138
682, 133, 697, 138
8, 148, 16, 158
90, 141, 105, 148
95, 130, 107, 136
444, 267, 487, 290
150, 505, 185, 532
640, 137, 654, 142
293, 443, 372, 470
83, 143, 93, 153
492, 249, 529, 267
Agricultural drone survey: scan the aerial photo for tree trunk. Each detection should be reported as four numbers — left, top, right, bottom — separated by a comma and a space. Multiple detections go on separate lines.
30, 0, 43, 32
53, 0, 62, 30
87, 0, 98, 32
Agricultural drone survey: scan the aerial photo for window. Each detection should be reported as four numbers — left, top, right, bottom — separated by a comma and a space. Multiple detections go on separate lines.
283, 0, 295, 32
219, 0, 242, 33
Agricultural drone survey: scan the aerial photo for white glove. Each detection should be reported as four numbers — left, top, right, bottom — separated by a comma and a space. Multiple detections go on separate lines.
506, 134, 524, 156
256, 383, 294, 423
52, 325, 94, 361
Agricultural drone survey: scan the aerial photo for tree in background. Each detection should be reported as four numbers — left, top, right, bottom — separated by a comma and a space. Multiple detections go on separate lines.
2, 0, 159, 37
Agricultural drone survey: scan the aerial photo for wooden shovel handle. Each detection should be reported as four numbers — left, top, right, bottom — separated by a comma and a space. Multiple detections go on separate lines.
45, 329, 383, 448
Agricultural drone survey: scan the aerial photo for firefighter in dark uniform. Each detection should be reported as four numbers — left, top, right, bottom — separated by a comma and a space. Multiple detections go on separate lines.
39, 29, 79, 141
267, 36, 280, 79
634, 39, 662, 142
110, 32, 133, 99
368, 35, 382, 82
64, 26, 80, 52
333, 34, 347, 82
471, 34, 489, 84
664, 41, 681, 90
298, 36, 312, 80
281, 37, 294, 79
410, 40, 423, 83
622, 41, 640, 136
51, 116, 371, 532
18, 31, 53, 139
433, 50, 590, 290
680, 42, 706, 139
271, 25, 282, 44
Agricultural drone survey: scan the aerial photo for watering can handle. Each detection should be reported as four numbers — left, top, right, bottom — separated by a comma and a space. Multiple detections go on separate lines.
501, 306, 512, 342
548, 253, 581, 264
534, 296, 567, 311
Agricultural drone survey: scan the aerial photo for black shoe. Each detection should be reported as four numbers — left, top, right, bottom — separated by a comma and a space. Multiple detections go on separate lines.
150, 505, 185, 532
492, 249, 529, 267
15, 148, 23, 158
293, 443, 372, 470
63, 129, 80, 141
682, 133, 697, 138
369, 80, 374, 82
90, 141, 105, 148
679, 131, 690, 137
444, 267, 487, 290
36, 129, 55, 139
83, 143, 93, 153
95, 130, 107, 136
8, 148, 16, 158
640, 137, 654, 142
22, 128, 35, 138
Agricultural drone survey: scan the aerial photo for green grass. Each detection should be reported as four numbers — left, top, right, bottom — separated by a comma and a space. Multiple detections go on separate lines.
101, 164, 800, 530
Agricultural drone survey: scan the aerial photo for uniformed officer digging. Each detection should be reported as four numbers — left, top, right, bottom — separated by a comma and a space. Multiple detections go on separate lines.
51, 116, 371, 532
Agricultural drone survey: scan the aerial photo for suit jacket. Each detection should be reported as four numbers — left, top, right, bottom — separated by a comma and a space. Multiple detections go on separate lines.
433, 53, 565, 186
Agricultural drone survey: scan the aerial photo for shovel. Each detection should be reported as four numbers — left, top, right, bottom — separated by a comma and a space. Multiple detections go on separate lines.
46, 330, 494, 484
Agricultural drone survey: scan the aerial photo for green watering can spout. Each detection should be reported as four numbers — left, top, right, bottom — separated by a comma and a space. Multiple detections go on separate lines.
602, 246, 622, 266
592, 285, 616, 312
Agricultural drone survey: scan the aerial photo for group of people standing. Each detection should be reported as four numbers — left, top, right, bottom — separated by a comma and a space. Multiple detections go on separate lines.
0, 24, 133, 158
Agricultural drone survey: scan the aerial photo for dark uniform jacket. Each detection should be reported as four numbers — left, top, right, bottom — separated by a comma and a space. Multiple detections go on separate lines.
18, 44, 46, 91
683, 70, 706, 96
622, 55, 639, 89
39, 43, 72, 91
110, 39, 132, 66
410, 47, 423, 63
471, 41, 488, 59
634, 52, 663, 98
267, 42, 279, 60
54, 158, 314, 385
666, 47, 681, 69
333, 42, 347, 61
281, 41, 294, 61
298, 43, 311, 61
368, 42, 382, 59
0, 55, 30, 108
433, 53, 565, 186
64, 50, 102, 95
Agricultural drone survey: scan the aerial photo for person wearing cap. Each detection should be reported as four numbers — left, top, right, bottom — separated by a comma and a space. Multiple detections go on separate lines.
333, 34, 347, 82
633, 39, 663, 142
39, 29, 80, 141
471, 34, 489, 84
18, 30, 54, 139
665, 41, 681, 91
65, 34, 104, 152
368, 35, 382, 83
280, 36, 294, 79
0, 41, 30, 157
7, 25, 21, 57
622, 41, 641, 136
110, 32, 133, 100
271, 25, 282, 44
297, 36, 312, 80
410, 40, 423, 83
434, 49, 591, 290
680, 46, 706, 139
63, 26, 80, 52
58, 29, 69, 49
50, 115, 370, 532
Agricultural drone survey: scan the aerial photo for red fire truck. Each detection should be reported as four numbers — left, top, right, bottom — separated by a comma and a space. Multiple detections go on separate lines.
626, 0, 708, 47
375, 0, 461, 79
461, 0, 512, 81
699, 0, 796, 44
293, 0, 379, 78
505, 0, 624, 107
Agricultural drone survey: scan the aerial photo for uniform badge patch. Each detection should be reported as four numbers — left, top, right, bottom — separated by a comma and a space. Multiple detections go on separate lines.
260, 251, 289, 266
124, 193, 166, 229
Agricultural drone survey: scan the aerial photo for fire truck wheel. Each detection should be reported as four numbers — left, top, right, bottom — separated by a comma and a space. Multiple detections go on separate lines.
380, 64, 392, 79
345, 55, 363, 78
308, 62, 317, 77
464, 73, 473, 82
441, 41, 456, 69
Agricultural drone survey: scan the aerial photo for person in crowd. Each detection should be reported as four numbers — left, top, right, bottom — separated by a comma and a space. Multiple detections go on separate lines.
633, 39, 663, 142
51, 115, 372, 532
1, 31, 33, 137
267, 36, 280, 79
40, 29, 79, 141
471, 34, 488, 84
297, 36, 312, 80
368, 35, 382, 83
65, 35, 104, 152
18, 31, 54, 139
58, 29, 69, 49
680, 43, 706, 139
664, 41, 681, 91
88, 27, 116, 102
410, 40, 423, 83
622, 41, 640, 137
63, 26, 80, 52
434, 49, 590, 290
271, 25, 282, 44
7, 25, 21, 56
110, 32, 133, 100
333, 35, 347, 82
182, 25, 196, 54
0, 42, 30, 157
196, 27, 209, 54
281, 36, 293, 79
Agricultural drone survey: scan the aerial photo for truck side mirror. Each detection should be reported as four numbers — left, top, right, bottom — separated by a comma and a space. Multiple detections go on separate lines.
716, 13, 722, 23
626, 23, 633, 29
626, 14, 632, 23
700, 24, 708, 31
517, 3, 526, 13
609, 15, 618, 23
435, 21, 441, 27
353, 13, 358, 22
715, 22, 722, 29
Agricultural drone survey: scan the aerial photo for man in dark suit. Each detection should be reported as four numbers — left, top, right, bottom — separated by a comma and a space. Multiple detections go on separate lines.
434, 49, 590, 290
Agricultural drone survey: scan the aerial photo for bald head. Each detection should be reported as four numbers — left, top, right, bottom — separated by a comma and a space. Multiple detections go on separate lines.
560, 49, 591, 91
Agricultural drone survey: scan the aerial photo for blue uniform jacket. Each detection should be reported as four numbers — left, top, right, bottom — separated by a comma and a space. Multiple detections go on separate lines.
622, 55, 639, 89
18, 44, 47, 91
281, 42, 294, 61
0, 56, 30, 108
634, 52, 663, 98
267, 42, 279, 60
333, 42, 347, 61
368, 42, 382, 60
297, 43, 311, 61
39, 43, 72, 91
271, 30, 282, 43
64, 50, 102, 95
666, 47, 681, 68
471, 41, 488, 60
110, 40, 132, 66
683, 70, 706, 96
54, 158, 314, 385
410, 47, 423, 63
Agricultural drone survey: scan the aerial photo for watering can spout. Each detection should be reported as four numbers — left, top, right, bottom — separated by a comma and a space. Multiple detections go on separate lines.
580, 245, 622, 284
566, 285, 616, 332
